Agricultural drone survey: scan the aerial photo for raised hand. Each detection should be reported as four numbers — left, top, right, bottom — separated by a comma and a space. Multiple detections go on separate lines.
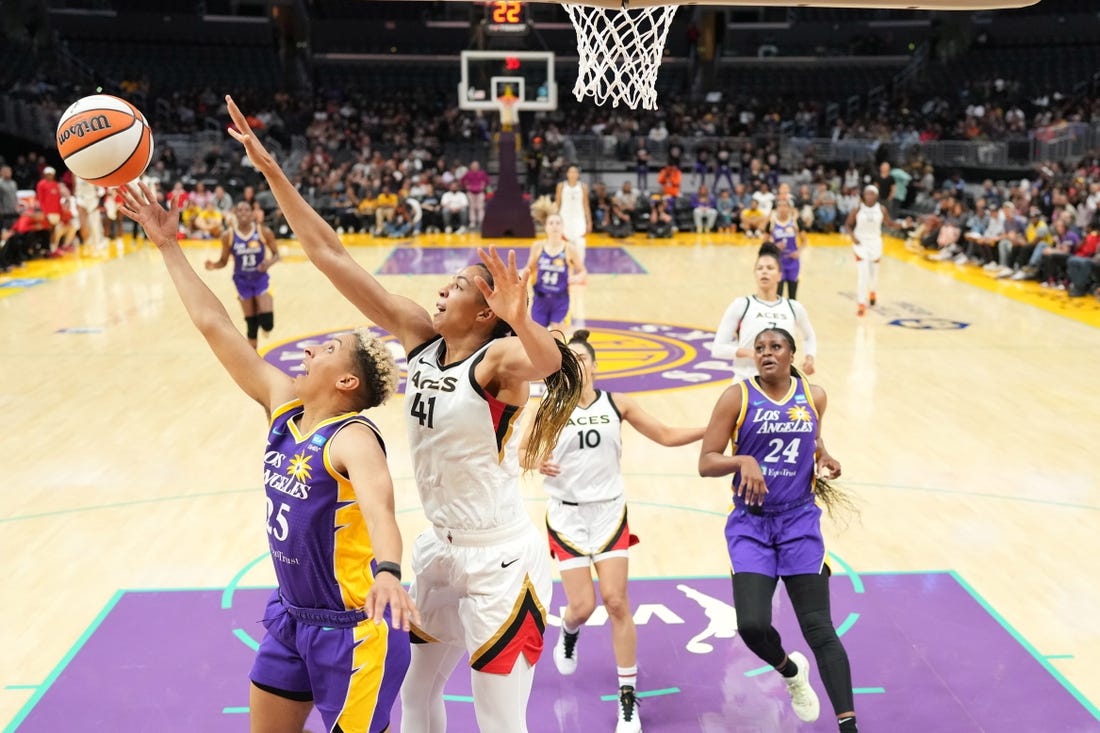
475, 247, 529, 327
117, 181, 179, 246
224, 95, 278, 173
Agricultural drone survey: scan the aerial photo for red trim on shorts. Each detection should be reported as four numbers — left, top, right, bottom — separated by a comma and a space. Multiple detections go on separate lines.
598, 513, 640, 554
470, 582, 546, 674
546, 522, 586, 560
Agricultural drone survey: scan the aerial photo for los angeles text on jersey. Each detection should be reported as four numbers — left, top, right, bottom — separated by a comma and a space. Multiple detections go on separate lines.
750, 408, 815, 433
263, 450, 311, 499
409, 371, 458, 392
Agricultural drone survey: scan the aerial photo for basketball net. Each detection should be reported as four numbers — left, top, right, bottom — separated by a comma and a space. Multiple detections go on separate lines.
563, 3, 678, 110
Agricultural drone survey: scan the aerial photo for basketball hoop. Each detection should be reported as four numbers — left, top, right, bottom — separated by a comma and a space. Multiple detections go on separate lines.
562, 2, 678, 110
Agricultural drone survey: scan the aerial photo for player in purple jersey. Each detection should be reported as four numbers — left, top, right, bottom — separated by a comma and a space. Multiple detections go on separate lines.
766, 197, 807, 300
224, 95, 584, 733
206, 200, 280, 349
526, 214, 586, 334
119, 182, 417, 733
699, 328, 858, 733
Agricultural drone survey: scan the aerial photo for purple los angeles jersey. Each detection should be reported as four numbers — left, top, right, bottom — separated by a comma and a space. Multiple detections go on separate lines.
534, 248, 569, 296
264, 400, 386, 611
772, 219, 799, 260
232, 226, 265, 276
730, 375, 819, 510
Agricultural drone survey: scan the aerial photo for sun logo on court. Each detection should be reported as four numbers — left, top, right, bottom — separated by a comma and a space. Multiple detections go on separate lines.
262, 320, 733, 394
287, 452, 312, 482
786, 406, 812, 422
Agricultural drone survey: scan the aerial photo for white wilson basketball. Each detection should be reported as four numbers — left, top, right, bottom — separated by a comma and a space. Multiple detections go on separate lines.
55, 94, 154, 188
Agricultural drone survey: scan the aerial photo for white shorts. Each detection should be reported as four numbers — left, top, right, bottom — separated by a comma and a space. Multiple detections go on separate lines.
562, 222, 586, 261
853, 239, 883, 262
408, 518, 552, 674
546, 496, 638, 571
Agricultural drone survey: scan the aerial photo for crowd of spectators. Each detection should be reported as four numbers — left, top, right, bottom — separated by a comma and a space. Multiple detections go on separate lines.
4, 72, 1100, 295
910, 166, 1100, 297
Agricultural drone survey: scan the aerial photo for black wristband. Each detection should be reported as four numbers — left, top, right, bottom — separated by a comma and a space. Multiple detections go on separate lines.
375, 561, 402, 581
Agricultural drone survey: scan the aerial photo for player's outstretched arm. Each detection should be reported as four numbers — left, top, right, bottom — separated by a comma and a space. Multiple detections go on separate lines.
614, 392, 705, 447
118, 182, 291, 414
224, 95, 434, 351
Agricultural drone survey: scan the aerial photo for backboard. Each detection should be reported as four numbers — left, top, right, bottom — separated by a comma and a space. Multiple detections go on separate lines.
458, 50, 557, 112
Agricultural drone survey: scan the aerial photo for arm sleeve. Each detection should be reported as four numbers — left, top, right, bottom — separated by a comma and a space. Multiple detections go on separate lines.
710, 297, 747, 359
791, 300, 817, 357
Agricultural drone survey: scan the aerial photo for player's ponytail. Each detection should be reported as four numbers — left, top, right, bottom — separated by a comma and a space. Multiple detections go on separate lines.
470, 261, 584, 466
524, 341, 584, 468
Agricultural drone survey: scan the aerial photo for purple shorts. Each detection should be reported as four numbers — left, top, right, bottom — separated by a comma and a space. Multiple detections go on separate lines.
234, 273, 270, 300
725, 501, 827, 578
531, 291, 569, 327
781, 258, 800, 282
250, 591, 409, 732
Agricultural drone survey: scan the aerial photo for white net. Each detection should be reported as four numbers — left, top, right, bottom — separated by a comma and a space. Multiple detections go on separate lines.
563, 3, 679, 110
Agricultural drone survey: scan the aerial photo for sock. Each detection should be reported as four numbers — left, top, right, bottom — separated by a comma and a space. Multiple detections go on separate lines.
617, 665, 637, 689
777, 656, 798, 679
839, 715, 858, 732
562, 620, 580, 636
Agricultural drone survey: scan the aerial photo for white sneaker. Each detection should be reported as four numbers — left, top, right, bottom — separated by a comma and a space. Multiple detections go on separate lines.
929, 249, 952, 261
953, 253, 969, 265
783, 651, 820, 722
996, 266, 1014, 278
553, 628, 579, 675
983, 261, 1000, 271
1010, 270, 1029, 281
616, 685, 642, 732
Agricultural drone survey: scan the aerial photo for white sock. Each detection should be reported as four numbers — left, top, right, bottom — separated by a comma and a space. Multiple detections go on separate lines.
617, 665, 638, 688
562, 620, 579, 635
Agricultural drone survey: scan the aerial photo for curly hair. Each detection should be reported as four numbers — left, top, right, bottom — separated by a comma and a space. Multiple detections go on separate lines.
351, 328, 400, 410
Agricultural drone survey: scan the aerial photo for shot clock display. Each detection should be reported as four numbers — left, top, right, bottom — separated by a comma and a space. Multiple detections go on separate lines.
484, 0, 529, 36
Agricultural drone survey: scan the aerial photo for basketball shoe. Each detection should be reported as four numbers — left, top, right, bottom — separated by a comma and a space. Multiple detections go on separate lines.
784, 651, 820, 722
553, 628, 579, 675
616, 685, 641, 732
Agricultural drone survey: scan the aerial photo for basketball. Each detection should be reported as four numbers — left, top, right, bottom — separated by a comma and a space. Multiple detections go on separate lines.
55, 94, 154, 188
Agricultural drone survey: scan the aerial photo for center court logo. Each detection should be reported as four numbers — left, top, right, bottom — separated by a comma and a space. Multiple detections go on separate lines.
260, 319, 732, 394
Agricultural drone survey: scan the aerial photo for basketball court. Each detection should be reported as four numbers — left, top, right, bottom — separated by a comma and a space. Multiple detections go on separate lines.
7, 0, 1097, 729
2, 225, 1098, 731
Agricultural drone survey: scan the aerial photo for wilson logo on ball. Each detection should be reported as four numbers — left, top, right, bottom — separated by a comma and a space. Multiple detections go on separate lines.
56, 114, 113, 146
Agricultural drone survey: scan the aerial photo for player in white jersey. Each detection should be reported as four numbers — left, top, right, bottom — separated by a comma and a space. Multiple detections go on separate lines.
844, 185, 910, 316
711, 244, 818, 381
554, 165, 592, 328
224, 95, 586, 733
520, 330, 704, 733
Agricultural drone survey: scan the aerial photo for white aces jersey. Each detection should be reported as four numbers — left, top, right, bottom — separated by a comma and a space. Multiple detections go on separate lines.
543, 390, 624, 503
559, 181, 587, 239
731, 296, 802, 379
405, 336, 526, 530
854, 202, 884, 248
